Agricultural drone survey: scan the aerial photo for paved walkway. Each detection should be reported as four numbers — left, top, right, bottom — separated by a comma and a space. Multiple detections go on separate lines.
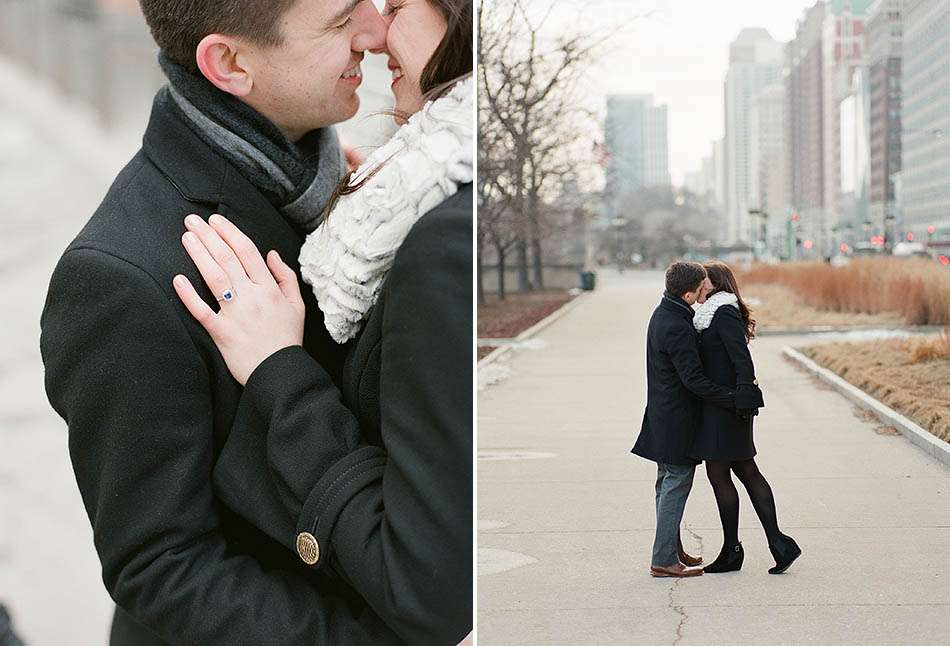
478, 270, 950, 645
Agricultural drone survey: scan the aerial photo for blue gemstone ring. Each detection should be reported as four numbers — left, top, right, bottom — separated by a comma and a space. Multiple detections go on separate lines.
217, 289, 235, 303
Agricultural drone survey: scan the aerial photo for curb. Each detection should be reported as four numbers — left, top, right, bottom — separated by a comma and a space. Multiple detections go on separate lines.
758, 325, 943, 337
782, 346, 950, 468
478, 292, 590, 367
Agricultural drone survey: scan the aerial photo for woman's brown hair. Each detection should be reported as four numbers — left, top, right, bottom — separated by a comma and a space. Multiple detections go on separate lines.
322, 0, 473, 216
418, 0, 473, 100
702, 261, 757, 341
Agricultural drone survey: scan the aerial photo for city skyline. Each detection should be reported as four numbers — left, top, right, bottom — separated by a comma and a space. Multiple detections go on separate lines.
586, 0, 824, 186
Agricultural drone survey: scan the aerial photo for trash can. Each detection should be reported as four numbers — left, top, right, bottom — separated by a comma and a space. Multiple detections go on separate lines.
579, 271, 596, 291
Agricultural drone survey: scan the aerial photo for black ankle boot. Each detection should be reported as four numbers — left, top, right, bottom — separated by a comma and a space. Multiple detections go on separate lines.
703, 542, 743, 573
768, 534, 801, 574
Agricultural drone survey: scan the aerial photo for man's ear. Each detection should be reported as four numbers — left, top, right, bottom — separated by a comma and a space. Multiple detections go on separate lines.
196, 34, 254, 97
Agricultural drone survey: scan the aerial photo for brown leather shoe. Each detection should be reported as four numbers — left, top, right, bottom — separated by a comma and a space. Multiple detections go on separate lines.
650, 563, 703, 578
678, 548, 703, 567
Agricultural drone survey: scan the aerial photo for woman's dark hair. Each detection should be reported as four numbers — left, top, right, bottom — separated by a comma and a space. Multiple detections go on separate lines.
419, 0, 473, 100
665, 261, 706, 297
323, 0, 473, 215
703, 261, 757, 341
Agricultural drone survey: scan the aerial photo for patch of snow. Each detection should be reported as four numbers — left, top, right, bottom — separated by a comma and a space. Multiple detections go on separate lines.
478, 548, 538, 576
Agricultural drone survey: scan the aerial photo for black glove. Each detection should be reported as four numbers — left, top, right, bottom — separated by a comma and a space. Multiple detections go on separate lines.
737, 408, 759, 420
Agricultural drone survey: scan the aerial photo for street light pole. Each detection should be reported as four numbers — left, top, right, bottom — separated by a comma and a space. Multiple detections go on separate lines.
748, 209, 768, 262
611, 216, 626, 273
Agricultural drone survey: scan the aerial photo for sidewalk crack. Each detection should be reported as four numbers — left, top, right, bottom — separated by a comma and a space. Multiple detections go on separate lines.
684, 524, 704, 557
669, 579, 688, 645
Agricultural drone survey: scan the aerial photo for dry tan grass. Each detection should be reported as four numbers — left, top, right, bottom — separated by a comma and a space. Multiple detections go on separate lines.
745, 284, 903, 329
803, 337, 950, 442
738, 258, 950, 326
910, 329, 950, 363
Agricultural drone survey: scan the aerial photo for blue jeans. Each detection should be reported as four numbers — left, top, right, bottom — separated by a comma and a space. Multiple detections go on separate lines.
651, 463, 696, 567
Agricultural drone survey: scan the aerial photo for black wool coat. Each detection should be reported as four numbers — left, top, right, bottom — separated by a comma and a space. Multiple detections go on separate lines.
631, 294, 737, 466
212, 184, 474, 646
689, 304, 765, 461
40, 93, 407, 645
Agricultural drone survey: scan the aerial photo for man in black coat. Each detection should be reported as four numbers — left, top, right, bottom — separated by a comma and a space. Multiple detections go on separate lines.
40, 1, 407, 643
631, 262, 736, 578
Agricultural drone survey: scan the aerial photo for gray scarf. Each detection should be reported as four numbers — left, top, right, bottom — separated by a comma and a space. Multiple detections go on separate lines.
158, 54, 345, 232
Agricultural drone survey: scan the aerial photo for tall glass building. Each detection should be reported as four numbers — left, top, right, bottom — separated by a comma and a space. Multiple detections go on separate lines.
902, 0, 950, 238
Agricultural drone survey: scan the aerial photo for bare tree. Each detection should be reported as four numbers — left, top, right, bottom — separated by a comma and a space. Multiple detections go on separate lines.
478, 0, 636, 293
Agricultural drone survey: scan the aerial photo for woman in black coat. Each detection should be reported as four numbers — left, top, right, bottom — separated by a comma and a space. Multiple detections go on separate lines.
170, 3, 473, 642
689, 262, 801, 574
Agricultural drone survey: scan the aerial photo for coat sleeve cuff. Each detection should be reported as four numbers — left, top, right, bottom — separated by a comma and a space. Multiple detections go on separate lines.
735, 383, 764, 410
294, 446, 387, 570
243, 345, 320, 413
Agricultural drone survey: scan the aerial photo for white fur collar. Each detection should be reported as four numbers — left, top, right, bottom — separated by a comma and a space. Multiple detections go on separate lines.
298, 77, 473, 344
693, 291, 739, 331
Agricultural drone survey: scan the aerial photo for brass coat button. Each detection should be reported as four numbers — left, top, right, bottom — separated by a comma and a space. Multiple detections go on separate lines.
296, 532, 320, 565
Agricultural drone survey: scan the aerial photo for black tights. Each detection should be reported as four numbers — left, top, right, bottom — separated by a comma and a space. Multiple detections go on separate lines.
705, 459, 782, 548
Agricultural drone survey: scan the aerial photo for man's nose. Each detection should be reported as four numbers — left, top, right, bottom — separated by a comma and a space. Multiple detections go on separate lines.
352, 0, 388, 52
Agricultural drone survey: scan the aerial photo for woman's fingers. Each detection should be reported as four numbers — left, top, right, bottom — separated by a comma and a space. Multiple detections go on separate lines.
206, 214, 275, 286
182, 231, 235, 304
184, 214, 251, 286
172, 274, 218, 334
267, 250, 304, 306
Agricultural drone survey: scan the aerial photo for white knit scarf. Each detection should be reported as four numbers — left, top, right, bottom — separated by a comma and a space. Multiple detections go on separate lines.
298, 77, 473, 344
693, 291, 739, 332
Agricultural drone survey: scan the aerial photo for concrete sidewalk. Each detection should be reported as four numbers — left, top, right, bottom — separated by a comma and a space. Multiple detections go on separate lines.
477, 270, 950, 645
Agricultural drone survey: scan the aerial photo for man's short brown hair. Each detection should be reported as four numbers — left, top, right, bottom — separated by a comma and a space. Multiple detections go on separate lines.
138, 0, 297, 73
665, 261, 706, 297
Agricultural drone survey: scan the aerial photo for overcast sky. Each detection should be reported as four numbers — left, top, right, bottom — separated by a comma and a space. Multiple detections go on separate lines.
570, 0, 822, 185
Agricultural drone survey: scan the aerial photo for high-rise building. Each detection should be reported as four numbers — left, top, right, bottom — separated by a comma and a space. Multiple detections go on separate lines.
644, 105, 671, 188
713, 138, 728, 241
684, 169, 706, 197
723, 28, 784, 245
867, 1, 906, 239
604, 95, 671, 219
838, 66, 872, 243
821, 0, 871, 256
866, 0, 905, 244
901, 0, 950, 238
785, 1, 874, 257
785, 2, 827, 254
684, 146, 725, 229
750, 83, 789, 254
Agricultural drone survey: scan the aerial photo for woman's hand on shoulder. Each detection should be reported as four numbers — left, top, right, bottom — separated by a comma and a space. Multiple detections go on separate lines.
173, 213, 305, 385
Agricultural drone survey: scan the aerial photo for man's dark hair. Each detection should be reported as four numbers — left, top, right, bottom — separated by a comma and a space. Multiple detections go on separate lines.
138, 0, 297, 73
665, 261, 706, 297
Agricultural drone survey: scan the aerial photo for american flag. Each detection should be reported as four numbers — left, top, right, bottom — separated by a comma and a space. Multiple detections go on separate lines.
592, 141, 610, 169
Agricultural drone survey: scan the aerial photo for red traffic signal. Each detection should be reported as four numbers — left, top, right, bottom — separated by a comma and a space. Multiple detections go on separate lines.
907, 232, 915, 241
839, 243, 850, 253
803, 239, 814, 250
928, 225, 937, 234
940, 255, 950, 266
